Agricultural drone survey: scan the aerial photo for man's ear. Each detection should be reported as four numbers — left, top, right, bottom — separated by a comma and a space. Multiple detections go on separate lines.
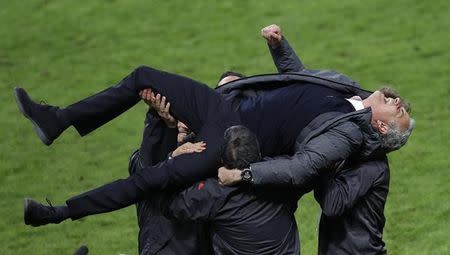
376, 120, 389, 134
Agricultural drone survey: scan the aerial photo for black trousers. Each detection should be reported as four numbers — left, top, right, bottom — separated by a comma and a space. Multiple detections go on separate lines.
65, 66, 241, 219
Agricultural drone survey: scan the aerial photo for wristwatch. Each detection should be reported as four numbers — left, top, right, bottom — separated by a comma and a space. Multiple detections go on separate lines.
241, 167, 254, 183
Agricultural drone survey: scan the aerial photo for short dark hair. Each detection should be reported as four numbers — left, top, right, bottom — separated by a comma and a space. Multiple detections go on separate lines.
220, 125, 261, 169
218, 71, 245, 83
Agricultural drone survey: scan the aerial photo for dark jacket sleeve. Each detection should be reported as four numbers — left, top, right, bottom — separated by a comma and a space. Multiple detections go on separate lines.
314, 159, 388, 217
163, 179, 226, 222
269, 38, 305, 73
250, 122, 363, 188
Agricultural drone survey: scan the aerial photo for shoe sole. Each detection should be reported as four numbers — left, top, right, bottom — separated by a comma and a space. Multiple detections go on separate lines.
24, 198, 41, 227
23, 198, 32, 226
14, 88, 52, 146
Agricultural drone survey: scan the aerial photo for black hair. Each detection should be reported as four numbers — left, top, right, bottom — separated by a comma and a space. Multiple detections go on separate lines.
220, 125, 261, 169
218, 71, 245, 83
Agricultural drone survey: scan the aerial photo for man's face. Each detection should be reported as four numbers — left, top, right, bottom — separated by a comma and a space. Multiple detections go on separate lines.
217, 75, 242, 87
366, 91, 410, 133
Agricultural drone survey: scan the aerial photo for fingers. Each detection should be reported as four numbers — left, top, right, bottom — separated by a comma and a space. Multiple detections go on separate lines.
171, 141, 206, 157
164, 102, 171, 113
191, 141, 206, 152
146, 90, 153, 101
184, 141, 206, 152
145, 93, 162, 111
140, 89, 153, 99
261, 24, 281, 36
269, 32, 282, 42
140, 89, 176, 126
164, 102, 176, 123
261, 24, 282, 48
160, 96, 166, 112
140, 89, 160, 109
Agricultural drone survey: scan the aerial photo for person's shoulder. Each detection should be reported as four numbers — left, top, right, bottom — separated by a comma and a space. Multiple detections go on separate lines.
299, 69, 361, 88
332, 120, 364, 141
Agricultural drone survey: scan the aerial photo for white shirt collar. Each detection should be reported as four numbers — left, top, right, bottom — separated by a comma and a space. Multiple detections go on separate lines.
346, 98, 365, 111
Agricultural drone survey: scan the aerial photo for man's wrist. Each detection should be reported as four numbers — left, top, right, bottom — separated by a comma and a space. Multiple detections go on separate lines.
162, 119, 177, 128
268, 41, 280, 49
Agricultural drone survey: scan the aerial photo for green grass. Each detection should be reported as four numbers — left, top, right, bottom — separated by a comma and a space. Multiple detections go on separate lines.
1, 0, 449, 254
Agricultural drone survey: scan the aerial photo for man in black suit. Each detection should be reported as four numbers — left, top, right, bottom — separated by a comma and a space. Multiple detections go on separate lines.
16, 24, 414, 226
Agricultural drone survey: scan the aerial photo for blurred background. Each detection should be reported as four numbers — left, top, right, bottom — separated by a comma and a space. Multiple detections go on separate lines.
0, 0, 448, 254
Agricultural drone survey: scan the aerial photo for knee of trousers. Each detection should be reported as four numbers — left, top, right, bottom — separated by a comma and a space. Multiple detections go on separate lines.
134, 65, 157, 78
132, 65, 160, 92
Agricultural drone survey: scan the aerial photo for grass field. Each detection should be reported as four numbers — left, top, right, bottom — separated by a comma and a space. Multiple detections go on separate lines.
1, 0, 449, 254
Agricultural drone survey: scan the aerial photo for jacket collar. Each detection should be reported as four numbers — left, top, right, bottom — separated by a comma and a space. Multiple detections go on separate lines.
216, 72, 373, 99
296, 108, 384, 160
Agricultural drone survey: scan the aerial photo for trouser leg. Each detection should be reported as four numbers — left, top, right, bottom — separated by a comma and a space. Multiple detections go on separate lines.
64, 70, 239, 220
62, 66, 221, 136
66, 113, 239, 220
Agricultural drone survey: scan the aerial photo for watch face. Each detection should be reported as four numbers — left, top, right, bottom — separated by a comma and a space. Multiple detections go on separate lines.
242, 169, 252, 182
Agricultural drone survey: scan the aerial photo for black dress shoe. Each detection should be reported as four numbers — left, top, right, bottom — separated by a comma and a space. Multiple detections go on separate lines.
24, 198, 66, 227
14, 87, 64, 145
73, 245, 89, 255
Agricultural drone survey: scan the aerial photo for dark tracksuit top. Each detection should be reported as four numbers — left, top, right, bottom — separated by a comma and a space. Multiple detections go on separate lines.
163, 178, 300, 255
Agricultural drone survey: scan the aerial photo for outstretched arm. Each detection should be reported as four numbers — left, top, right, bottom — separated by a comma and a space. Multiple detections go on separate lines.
219, 122, 364, 189
261, 24, 305, 73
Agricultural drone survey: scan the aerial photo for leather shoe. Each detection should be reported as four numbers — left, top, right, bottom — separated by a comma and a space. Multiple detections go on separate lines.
14, 87, 64, 145
73, 245, 89, 255
24, 198, 65, 227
